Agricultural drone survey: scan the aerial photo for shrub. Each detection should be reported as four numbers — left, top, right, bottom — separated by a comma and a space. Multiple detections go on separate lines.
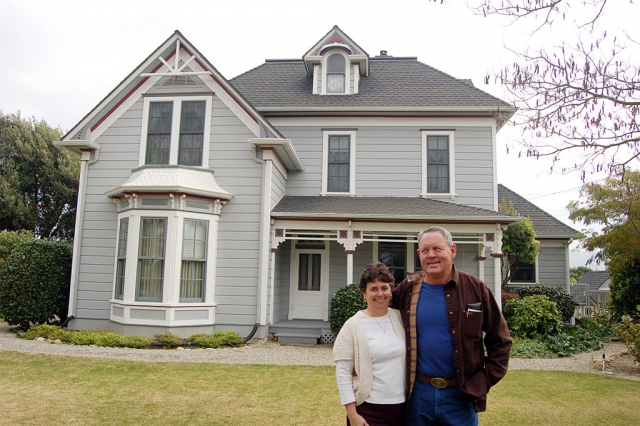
0, 230, 34, 265
504, 294, 563, 339
122, 335, 153, 349
614, 312, 640, 363
70, 330, 101, 346
188, 331, 244, 348
23, 324, 62, 340
539, 325, 603, 357
510, 337, 554, 358
0, 239, 72, 329
329, 283, 366, 335
516, 284, 578, 322
94, 332, 126, 347
154, 333, 184, 348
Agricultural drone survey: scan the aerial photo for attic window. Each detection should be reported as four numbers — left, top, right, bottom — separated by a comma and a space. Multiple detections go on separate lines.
326, 54, 345, 93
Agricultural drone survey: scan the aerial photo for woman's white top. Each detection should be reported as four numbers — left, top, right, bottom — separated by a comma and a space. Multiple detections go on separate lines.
335, 310, 406, 405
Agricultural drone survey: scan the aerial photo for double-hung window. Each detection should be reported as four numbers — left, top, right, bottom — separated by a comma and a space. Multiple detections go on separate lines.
511, 261, 537, 283
379, 239, 407, 285
140, 96, 212, 167
322, 130, 356, 195
137, 218, 167, 302
180, 219, 208, 302
326, 53, 346, 94
422, 130, 455, 196
114, 218, 129, 300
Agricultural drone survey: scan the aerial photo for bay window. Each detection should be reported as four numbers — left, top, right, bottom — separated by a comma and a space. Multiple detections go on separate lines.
180, 219, 208, 302
137, 218, 167, 302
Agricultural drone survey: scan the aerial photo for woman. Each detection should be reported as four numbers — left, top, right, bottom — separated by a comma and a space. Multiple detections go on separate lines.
333, 262, 407, 426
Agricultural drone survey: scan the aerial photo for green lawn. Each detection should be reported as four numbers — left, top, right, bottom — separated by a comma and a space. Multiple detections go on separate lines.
0, 351, 638, 425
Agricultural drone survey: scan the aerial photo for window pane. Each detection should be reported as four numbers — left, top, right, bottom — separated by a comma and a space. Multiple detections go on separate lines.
298, 254, 309, 290
379, 240, 406, 284
180, 219, 207, 302
327, 74, 345, 93
311, 254, 321, 291
327, 54, 345, 72
328, 135, 350, 192
114, 218, 129, 300
511, 262, 536, 283
178, 101, 205, 166
137, 218, 166, 301
426, 135, 450, 193
146, 102, 172, 165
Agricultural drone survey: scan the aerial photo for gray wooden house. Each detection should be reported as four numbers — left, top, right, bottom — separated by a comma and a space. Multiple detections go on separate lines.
55, 27, 572, 342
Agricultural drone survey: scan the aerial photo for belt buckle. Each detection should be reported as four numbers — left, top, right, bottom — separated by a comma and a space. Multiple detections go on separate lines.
430, 377, 448, 389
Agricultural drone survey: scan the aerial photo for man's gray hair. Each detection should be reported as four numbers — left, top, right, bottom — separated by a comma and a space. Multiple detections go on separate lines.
417, 226, 454, 247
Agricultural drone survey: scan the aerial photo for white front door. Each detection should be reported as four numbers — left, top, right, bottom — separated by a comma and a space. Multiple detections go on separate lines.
289, 246, 329, 320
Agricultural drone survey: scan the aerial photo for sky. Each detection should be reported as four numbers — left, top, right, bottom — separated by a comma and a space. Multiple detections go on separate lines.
2, 0, 638, 269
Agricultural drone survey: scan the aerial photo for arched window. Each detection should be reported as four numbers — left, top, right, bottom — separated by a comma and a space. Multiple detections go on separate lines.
326, 54, 345, 93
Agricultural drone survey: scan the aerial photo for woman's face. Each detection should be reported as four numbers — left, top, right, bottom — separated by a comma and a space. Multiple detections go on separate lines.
362, 279, 392, 311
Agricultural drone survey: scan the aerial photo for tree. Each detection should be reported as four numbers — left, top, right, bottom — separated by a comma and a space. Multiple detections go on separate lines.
0, 112, 79, 240
567, 170, 640, 268
499, 200, 541, 288
568, 170, 640, 317
570, 266, 593, 284
463, 1, 640, 178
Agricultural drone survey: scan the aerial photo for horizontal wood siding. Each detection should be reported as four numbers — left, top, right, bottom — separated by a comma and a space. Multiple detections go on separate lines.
74, 99, 144, 323
279, 126, 495, 208
272, 241, 290, 323
209, 96, 262, 327
270, 163, 286, 207
538, 245, 568, 287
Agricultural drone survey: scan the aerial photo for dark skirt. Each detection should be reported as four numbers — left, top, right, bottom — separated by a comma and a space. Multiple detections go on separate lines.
346, 401, 406, 426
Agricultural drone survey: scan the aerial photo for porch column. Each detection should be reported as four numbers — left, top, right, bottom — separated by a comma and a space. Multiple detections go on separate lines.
346, 252, 354, 285
490, 226, 504, 309
476, 244, 488, 282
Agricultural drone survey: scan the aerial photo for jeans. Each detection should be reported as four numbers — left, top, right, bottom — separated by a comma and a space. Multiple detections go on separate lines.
408, 380, 478, 426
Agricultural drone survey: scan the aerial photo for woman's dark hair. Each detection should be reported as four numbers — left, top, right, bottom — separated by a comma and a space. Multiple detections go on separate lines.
359, 262, 395, 293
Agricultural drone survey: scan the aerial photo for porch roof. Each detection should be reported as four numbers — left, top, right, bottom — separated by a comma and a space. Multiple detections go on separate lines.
271, 196, 519, 223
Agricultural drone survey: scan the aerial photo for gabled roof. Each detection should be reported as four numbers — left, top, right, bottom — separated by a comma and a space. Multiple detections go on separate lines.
575, 271, 611, 291
230, 55, 515, 121
302, 25, 370, 76
61, 30, 283, 142
498, 184, 580, 239
271, 196, 519, 223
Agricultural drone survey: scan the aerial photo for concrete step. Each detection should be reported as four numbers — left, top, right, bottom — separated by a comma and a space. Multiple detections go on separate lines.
275, 332, 320, 345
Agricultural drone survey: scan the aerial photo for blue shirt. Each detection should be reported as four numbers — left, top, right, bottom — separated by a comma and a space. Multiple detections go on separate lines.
416, 282, 456, 378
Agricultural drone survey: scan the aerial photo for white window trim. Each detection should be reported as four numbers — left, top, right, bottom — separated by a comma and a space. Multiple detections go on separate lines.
111, 209, 219, 306
321, 50, 350, 95
138, 95, 213, 167
421, 130, 456, 199
321, 130, 357, 196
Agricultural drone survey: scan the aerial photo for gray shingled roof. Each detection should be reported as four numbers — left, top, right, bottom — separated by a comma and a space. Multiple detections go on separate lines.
271, 196, 517, 223
230, 58, 514, 110
498, 184, 580, 239
575, 271, 611, 290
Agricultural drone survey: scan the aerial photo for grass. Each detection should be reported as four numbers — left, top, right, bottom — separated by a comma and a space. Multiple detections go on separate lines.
1, 351, 639, 425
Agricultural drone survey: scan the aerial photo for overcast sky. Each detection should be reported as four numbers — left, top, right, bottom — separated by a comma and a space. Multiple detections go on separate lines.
2, 0, 638, 268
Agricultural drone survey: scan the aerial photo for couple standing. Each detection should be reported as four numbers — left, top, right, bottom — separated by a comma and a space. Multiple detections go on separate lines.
333, 226, 513, 426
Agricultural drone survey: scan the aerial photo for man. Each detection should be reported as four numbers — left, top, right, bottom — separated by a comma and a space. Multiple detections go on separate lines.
391, 226, 512, 425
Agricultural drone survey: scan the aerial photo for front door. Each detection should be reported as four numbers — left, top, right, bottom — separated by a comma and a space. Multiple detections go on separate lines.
289, 247, 329, 320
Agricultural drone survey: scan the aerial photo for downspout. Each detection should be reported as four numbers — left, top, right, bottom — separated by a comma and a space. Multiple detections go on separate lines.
66, 148, 99, 327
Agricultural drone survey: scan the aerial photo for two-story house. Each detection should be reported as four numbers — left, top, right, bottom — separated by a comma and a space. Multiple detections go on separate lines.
55, 27, 573, 343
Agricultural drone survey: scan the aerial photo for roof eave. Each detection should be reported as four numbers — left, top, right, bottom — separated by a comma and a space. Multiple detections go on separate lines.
270, 212, 520, 223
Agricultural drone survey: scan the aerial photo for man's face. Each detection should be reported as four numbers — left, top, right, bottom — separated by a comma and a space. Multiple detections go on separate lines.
417, 231, 457, 284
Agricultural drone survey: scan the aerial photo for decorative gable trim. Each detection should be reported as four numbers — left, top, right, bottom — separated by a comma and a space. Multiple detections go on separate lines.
303, 25, 369, 77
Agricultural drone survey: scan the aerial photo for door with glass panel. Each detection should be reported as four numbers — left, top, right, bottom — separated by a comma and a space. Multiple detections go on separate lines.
289, 249, 328, 320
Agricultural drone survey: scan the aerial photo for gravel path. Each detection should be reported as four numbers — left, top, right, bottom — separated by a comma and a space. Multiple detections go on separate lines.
0, 322, 629, 375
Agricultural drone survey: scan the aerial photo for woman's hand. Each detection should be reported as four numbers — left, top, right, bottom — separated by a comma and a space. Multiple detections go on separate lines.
345, 402, 369, 426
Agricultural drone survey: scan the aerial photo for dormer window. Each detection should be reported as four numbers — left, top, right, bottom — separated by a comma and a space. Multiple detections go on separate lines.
326, 54, 346, 94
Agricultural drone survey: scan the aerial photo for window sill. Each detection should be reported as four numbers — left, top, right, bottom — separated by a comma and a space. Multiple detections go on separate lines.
421, 193, 457, 200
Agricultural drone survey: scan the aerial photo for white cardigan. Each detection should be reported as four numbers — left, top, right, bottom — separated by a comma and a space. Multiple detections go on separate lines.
333, 308, 406, 405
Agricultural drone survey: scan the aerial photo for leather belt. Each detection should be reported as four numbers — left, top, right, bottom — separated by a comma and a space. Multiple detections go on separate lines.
419, 374, 456, 389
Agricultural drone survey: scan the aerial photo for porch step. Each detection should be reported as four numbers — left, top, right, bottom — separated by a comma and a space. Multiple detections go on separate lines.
275, 331, 321, 345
